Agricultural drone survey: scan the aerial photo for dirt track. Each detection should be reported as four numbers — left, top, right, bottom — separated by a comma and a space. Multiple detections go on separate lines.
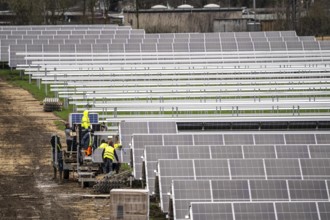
0, 79, 110, 219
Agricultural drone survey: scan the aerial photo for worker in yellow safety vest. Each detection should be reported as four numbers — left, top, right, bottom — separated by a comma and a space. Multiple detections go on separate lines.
81, 110, 90, 129
103, 140, 119, 176
113, 135, 122, 150
98, 139, 108, 149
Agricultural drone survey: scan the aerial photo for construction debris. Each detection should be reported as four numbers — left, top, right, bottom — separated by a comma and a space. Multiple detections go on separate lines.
93, 170, 132, 194
43, 98, 62, 112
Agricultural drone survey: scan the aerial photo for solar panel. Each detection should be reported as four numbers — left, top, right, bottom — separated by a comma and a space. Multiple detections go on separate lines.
193, 134, 224, 145
276, 145, 309, 158
253, 41, 270, 51
224, 134, 254, 145
289, 180, 328, 200
119, 121, 177, 164
212, 180, 249, 201
286, 41, 303, 50
189, 42, 205, 52
163, 134, 193, 145
300, 159, 330, 179
141, 43, 157, 52
315, 134, 330, 144
285, 134, 316, 144
221, 42, 237, 51
265, 159, 301, 179
175, 145, 209, 159
302, 41, 319, 50
120, 122, 149, 136
254, 134, 285, 145
309, 145, 330, 158
234, 202, 276, 220
190, 202, 233, 220
250, 180, 289, 200
125, 43, 140, 52
230, 159, 265, 179
173, 43, 189, 52
276, 202, 319, 220
172, 180, 212, 220
148, 122, 178, 134
205, 42, 221, 51
92, 147, 104, 163
210, 145, 243, 159
237, 42, 254, 51
194, 159, 229, 179
319, 41, 330, 50
318, 202, 330, 220
69, 113, 98, 126
243, 145, 276, 158
157, 43, 173, 52
269, 41, 287, 51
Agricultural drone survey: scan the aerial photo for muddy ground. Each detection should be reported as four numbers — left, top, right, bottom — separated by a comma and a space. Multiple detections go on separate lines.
0, 78, 111, 219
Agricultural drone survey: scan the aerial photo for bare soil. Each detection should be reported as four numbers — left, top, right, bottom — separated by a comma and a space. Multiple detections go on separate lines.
0, 78, 111, 219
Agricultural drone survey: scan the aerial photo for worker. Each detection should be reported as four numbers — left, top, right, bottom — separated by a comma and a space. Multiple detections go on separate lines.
103, 139, 119, 176
65, 123, 73, 151
81, 110, 90, 138
113, 135, 123, 150
50, 134, 63, 183
81, 129, 94, 156
98, 139, 108, 149
100, 122, 107, 131
81, 110, 90, 130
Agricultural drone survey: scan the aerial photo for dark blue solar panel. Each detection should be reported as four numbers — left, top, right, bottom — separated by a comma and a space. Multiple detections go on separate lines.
70, 113, 98, 125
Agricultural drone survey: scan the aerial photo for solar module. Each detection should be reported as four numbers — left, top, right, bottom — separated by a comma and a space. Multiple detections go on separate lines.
243, 145, 276, 158
190, 202, 329, 220
288, 180, 328, 200
250, 179, 289, 200
309, 145, 330, 158
300, 159, 330, 179
276, 145, 309, 158
276, 202, 319, 220
119, 121, 177, 164
69, 113, 98, 126
265, 159, 301, 179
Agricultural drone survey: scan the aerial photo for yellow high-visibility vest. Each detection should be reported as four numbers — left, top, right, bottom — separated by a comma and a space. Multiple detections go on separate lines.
103, 145, 115, 160
99, 143, 108, 149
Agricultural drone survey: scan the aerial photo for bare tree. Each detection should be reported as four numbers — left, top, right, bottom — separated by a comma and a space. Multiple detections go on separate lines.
299, 0, 330, 36
88, 0, 97, 24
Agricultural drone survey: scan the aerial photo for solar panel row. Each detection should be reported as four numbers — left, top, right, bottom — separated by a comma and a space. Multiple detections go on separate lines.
132, 132, 330, 179
173, 179, 330, 219
158, 158, 330, 212
190, 201, 330, 220
144, 144, 330, 194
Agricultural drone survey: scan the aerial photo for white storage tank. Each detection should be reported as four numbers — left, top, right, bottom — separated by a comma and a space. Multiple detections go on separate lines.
177, 4, 194, 9
151, 5, 167, 9
203, 3, 220, 8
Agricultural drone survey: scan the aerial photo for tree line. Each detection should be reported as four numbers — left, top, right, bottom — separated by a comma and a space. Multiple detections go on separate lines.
0, 0, 329, 36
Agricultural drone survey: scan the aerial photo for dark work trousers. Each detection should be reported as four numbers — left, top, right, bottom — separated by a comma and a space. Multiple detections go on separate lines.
66, 139, 73, 151
103, 158, 113, 174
